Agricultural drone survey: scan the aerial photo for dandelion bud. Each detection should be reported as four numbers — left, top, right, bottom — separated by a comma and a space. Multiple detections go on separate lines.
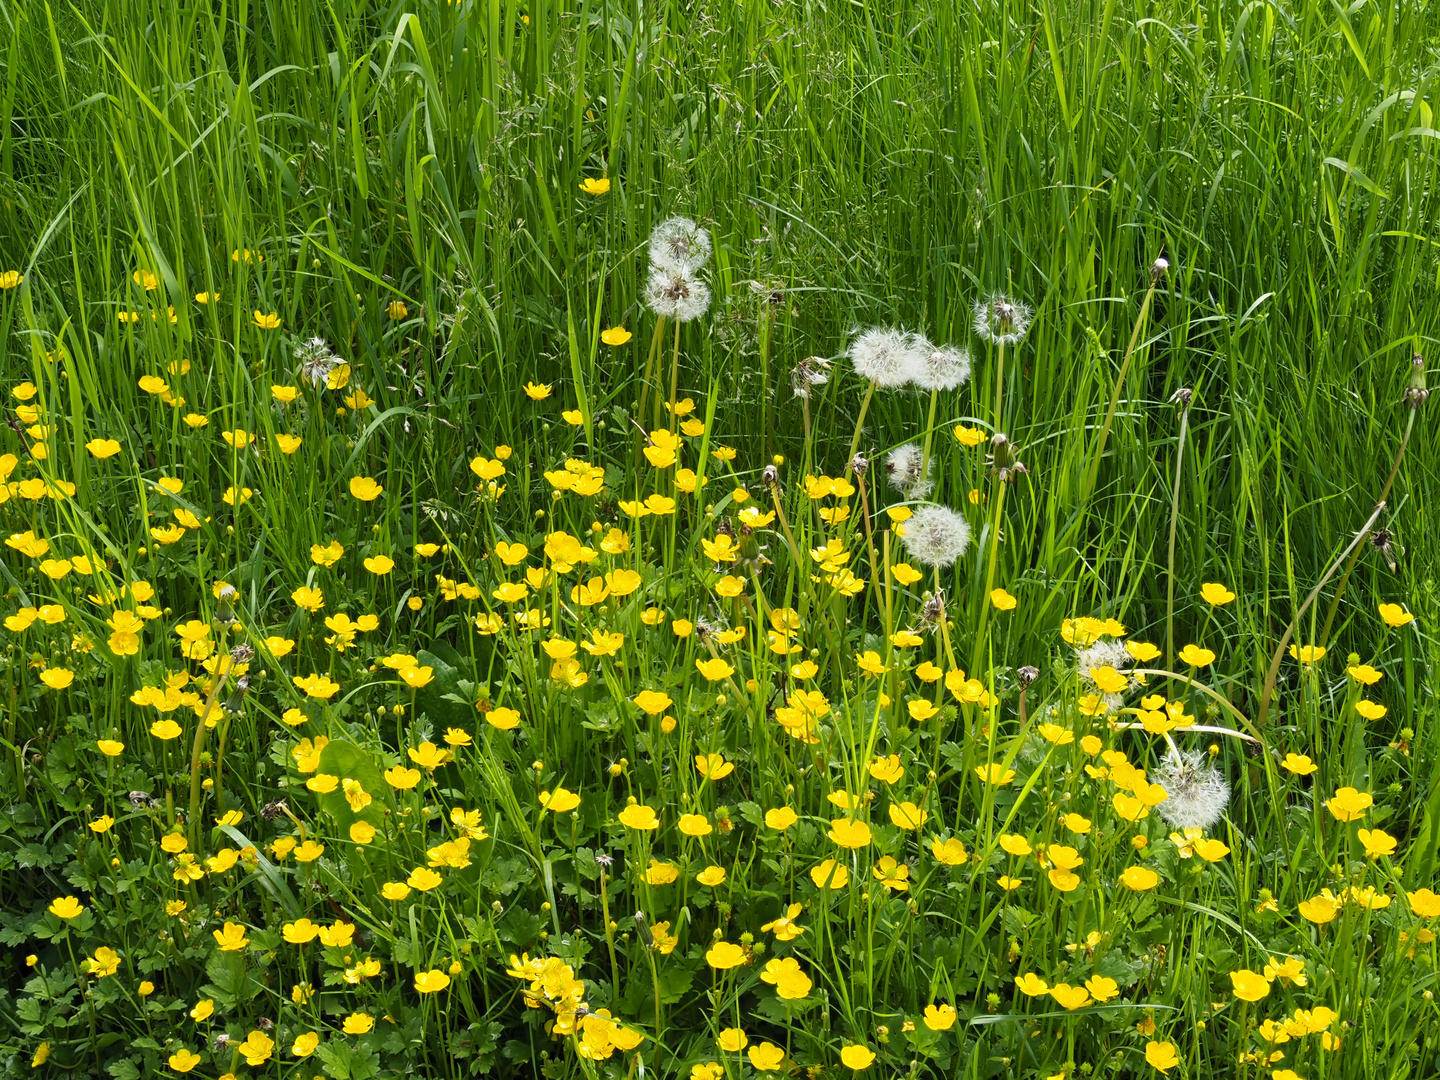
851, 452, 869, 478
761, 464, 780, 490
1149, 256, 1170, 282
1404, 353, 1428, 408
1017, 665, 1039, 688
1170, 386, 1193, 407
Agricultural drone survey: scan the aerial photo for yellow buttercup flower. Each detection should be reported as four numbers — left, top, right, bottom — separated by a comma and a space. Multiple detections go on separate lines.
840, 1044, 875, 1070
705, 941, 746, 969
1178, 643, 1215, 667
1200, 582, 1235, 605
1378, 602, 1415, 627
349, 476, 383, 501
1229, 969, 1271, 1002
579, 177, 611, 195
1144, 1040, 1178, 1072
601, 326, 632, 345
252, 311, 281, 329
49, 896, 84, 919
618, 804, 659, 830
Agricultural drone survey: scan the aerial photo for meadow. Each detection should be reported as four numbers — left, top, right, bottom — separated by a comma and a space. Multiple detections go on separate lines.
2, 0, 1440, 1077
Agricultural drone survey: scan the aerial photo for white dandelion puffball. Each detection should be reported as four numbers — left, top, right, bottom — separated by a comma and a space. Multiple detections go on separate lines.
972, 293, 1033, 345
885, 443, 932, 500
1154, 749, 1231, 831
644, 265, 711, 323
850, 327, 923, 388
1075, 640, 1133, 686
648, 217, 712, 274
911, 340, 973, 392
899, 504, 972, 568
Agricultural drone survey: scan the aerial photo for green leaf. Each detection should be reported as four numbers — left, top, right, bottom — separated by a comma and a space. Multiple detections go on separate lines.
314, 740, 395, 836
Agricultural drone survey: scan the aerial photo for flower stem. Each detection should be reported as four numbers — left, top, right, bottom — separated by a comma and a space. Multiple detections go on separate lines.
663, 318, 682, 430
1165, 399, 1192, 666
1080, 279, 1159, 505
919, 386, 940, 490
970, 478, 1009, 679
846, 381, 876, 478
992, 341, 1006, 431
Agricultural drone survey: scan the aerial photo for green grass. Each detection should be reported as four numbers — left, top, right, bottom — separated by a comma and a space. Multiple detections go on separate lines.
2, 0, 1440, 1077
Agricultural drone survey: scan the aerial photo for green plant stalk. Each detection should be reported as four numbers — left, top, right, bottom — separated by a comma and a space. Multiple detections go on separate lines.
919, 386, 940, 489
663, 318, 681, 430
992, 341, 1006, 431
636, 317, 666, 430
1165, 398, 1192, 665
1316, 407, 1415, 649
845, 381, 876, 477
970, 478, 1009, 679
1256, 500, 1389, 730
1080, 278, 1159, 505
186, 633, 231, 849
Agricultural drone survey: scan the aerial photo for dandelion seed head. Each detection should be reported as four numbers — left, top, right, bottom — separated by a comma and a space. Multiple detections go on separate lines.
899, 504, 972, 568
648, 217, 712, 274
1154, 749, 1230, 831
972, 293, 1033, 345
849, 327, 922, 388
911, 340, 973, 392
884, 443, 932, 499
295, 336, 343, 387
644, 266, 711, 323
791, 356, 832, 399
1075, 640, 1132, 687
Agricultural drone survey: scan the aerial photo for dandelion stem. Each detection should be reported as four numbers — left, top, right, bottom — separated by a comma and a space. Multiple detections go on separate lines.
919, 386, 940, 490
991, 341, 1006, 431
1256, 499, 1388, 730
1165, 396, 1192, 666
1316, 407, 1415, 649
853, 470, 883, 625
1080, 279, 1159, 505
970, 477, 1008, 678
846, 381, 876, 478
664, 318, 682, 429
636, 317, 666, 430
